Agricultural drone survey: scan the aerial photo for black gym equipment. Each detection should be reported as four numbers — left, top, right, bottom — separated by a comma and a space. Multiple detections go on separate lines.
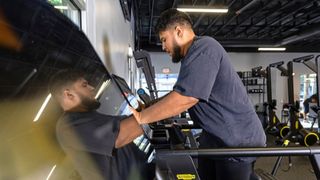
266, 59, 319, 146
285, 57, 319, 146
271, 56, 319, 177
292, 55, 319, 131
264, 62, 290, 138
251, 66, 268, 128
133, 50, 158, 100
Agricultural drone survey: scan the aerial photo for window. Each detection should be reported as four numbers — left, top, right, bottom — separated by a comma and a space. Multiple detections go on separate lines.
299, 73, 316, 110
48, 0, 81, 28
140, 74, 178, 97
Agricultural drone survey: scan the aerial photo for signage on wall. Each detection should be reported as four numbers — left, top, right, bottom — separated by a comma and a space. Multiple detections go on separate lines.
162, 67, 171, 74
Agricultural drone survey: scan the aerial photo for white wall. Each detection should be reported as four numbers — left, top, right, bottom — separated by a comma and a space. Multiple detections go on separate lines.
85, 0, 135, 82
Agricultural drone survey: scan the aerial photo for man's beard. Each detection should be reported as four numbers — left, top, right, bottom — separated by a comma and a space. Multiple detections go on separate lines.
79, 94, 101, 111
171, 42, 182, 63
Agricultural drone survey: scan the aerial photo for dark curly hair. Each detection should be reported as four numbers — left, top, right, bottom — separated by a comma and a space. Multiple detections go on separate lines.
154, 8, 193, 34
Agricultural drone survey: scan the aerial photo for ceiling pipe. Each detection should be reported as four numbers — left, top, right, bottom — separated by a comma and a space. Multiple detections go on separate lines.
251, 1, 315, 38
234, 1, 294, 37
275, 23, 320, 46
263, 5, 320, 39
171, 0, 179, 8
213, 21, 320, 47
235, 0, 261, 15
201, 0, 263, 35
223, 0, 273, 37
148, 0, 155, 43
214, 0, 269, 36
193, 0, 217, 28
200, 0, 237, 35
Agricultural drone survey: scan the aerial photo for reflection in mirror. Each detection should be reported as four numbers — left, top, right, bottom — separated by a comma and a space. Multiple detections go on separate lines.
0, 0, 129, 179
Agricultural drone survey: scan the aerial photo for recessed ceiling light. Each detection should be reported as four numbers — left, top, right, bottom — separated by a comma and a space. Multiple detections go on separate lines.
177, 6, 228, 13
258, 47, 286, 51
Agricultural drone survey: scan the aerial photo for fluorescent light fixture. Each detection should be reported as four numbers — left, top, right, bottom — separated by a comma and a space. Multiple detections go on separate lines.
177, 7, 228, 13
258, 47, 286, 51
95, 80, 111, 99
46, 165, 56, 180
54, 5, 68, 10
33, 94, 52, 122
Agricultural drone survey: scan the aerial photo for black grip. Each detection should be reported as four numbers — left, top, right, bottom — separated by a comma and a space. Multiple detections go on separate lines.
293, 55, 314, 62
269, 61, 284, 67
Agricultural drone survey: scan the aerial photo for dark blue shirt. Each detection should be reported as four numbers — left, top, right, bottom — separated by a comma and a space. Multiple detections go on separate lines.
173, 36, 266, 151
56, 111, 147, 180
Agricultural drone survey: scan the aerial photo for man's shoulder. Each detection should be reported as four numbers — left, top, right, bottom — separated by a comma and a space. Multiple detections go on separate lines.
196, 36, 220, 46
193, 36, 222, 50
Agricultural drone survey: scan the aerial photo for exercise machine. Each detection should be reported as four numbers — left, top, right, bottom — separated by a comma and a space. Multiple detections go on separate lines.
265, 62, 290, 138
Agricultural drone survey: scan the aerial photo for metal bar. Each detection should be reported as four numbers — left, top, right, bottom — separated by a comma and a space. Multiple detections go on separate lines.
266, 67, 273, 119
156, 147, 320, 157
271, 156, 283, 176
287, 61, 294, 105
316, 55, 320, 107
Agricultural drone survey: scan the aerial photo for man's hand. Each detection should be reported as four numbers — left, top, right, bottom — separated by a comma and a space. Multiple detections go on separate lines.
129, 106, 143, 124
136, 100, 145, 112
130, 91, 198, 125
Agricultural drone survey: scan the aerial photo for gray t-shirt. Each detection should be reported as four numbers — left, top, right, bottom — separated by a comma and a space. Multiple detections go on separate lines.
173, 36, 266, 151
56, 111, 147, 180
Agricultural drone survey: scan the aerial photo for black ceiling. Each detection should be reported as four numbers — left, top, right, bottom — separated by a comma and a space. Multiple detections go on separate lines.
134, 0, 320, 52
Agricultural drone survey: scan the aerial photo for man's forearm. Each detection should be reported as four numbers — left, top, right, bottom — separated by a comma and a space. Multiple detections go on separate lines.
139, 91, 198, 124
115, 116, 143, 148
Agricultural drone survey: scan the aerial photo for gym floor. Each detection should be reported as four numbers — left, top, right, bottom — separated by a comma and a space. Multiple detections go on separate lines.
255, 134, 318, 180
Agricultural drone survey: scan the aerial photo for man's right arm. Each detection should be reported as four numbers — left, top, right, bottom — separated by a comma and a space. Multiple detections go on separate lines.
115, 116, 143, 148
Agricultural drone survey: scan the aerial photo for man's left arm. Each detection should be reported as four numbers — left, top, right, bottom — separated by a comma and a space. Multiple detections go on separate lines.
130, 91, 198, 124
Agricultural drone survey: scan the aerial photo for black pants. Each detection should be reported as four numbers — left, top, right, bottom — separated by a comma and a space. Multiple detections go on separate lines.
198, 157, 258, 180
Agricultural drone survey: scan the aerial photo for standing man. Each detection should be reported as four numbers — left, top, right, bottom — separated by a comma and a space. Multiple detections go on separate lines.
49, 69, 149, 180
130, 9, 266, 180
